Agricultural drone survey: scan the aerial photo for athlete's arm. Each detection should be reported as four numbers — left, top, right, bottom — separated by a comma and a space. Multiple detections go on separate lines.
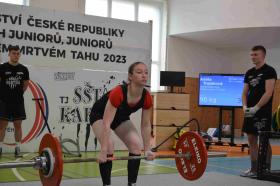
242, 83, 249, 110
141, 107, 152, 151
256, 79, 276, 108
23, 80, 29, 92
23, 68, 30, 92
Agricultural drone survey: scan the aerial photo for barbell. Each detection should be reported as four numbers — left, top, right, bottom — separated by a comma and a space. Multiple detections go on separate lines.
0, 131, 208, 186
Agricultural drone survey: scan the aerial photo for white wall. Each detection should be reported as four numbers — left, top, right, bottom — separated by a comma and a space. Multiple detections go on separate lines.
166, 0, 280, 77
265, 48, 280, 74
166, 36, 231, 77
168, 0, 280, 35
30, 0, 85, 13
222, 48, 280, 75
166, 36, 280, 77
220, 49, 251, 74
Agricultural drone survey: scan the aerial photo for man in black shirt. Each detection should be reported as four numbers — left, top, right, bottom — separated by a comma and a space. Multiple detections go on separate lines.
0, 45, 29, 157
240, 46, 277, 177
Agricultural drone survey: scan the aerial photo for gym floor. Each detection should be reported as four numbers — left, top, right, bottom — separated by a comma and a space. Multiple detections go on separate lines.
0, 144, 280, 186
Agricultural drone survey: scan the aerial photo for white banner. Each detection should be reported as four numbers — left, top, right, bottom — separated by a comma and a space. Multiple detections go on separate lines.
0, 3, 152, 70
0, 3, 152, 152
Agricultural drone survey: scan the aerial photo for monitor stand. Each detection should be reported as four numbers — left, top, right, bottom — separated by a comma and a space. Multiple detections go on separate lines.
205, 107, 249, 152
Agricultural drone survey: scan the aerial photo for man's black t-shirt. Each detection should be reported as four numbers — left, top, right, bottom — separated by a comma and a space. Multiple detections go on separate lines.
0, 62, 29, 103
244, 63, 277, 115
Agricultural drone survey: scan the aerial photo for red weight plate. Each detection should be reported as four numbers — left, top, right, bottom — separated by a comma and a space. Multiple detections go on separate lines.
39, 133, 63, 186
175, 131, 208, 181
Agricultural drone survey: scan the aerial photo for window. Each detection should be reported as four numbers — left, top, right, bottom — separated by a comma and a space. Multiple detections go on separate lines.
85, 0, 108, 17
138, 2, 163, 91
138, 3, 161, 62
151, 63, 159, 92
0, 0, 28, 5
85, 0, 166, 91
112, 0, 135, 21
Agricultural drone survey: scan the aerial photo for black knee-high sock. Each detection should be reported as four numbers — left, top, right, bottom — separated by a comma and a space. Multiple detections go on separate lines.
128, 153, 141, 184
99, 154, 113, 185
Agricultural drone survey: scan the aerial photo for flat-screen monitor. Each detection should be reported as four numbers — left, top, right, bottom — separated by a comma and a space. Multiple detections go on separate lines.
160, 71, 185, 87
199, 73, 244, 107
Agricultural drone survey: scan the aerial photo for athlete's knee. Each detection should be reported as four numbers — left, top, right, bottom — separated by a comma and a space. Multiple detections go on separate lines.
128, 141, 141, 154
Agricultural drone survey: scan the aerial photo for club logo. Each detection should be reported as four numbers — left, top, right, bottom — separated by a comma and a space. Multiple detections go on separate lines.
22, 80, 49, 143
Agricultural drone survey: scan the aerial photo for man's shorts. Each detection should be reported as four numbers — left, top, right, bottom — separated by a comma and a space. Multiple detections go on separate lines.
242, 113, 271, 135
0, 100, 26, 121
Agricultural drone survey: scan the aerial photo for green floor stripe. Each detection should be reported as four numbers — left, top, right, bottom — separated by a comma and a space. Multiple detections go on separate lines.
0, 169, 18, 182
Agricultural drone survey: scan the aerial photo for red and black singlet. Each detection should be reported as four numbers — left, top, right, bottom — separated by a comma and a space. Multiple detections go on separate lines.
90, 84, 152, 129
